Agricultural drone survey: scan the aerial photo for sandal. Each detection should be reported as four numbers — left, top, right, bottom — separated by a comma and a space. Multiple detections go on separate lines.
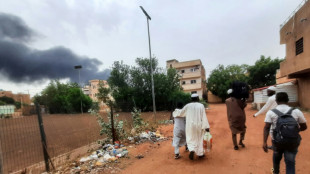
189, 151, 194, 160
175, 154, 180, 159
185, 145, 189, 152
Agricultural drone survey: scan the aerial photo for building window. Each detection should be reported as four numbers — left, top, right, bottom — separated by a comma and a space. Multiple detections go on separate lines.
191, 91, 197, 94
296, 37, 303, 55
182, 81, 186, 85
170, 64, 172, 68
190, 68, 196, 72
181, 70, 185, 73
191, 80, 196, 84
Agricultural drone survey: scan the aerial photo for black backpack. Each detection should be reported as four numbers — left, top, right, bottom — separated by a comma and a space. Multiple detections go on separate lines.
272, 108, 301, 150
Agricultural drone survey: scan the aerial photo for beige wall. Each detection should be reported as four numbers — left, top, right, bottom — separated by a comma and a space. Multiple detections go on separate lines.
207, 91, 222, 103
276, 69, 295, 84
298, 77, 310, 109
280, 1, 310, 77
279, 1, 310, 109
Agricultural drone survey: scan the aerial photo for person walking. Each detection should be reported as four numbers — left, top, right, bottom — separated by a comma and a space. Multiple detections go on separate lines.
172, 102, 187, 159
178, 93, 210, 160
263, 92, 307, 174
225, 89, 247, 150
254, 86, 277, 117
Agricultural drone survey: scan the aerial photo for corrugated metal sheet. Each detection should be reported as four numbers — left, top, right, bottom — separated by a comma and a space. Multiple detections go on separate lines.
253, 82, 298, 104
0, 105, 15, 114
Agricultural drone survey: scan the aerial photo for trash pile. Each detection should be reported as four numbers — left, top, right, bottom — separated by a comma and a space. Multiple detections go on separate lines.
59, 142, 128, 173
127, 130, 166, 144
51, 131, 167, 173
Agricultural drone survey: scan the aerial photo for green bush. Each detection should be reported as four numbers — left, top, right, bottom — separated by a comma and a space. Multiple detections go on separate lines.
199, 99, 208, 108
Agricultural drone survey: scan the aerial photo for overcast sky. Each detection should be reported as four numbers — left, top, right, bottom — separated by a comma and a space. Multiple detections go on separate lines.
0, 0, 304, 97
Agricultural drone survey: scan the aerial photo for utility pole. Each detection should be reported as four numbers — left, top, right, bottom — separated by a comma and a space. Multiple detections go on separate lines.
74, 65, 83, 114
140, 6, 156, 121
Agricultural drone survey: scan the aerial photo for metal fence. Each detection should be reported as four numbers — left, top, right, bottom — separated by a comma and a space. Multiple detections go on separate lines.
0, 105, 103, 174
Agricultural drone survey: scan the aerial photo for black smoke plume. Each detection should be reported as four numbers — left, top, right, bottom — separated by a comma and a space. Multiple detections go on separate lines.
0, 13, 110, 84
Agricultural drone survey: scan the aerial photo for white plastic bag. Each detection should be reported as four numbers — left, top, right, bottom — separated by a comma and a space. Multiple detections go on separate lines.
203, 132, 212, 152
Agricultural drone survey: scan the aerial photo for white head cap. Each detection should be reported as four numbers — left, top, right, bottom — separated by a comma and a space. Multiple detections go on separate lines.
267, 86, 276, 91
191, 93, 199, 98
227, 89, 233, 95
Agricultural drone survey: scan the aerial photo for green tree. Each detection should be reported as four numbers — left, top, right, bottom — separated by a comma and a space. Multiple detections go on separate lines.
96, 83, 126, 143
248, 56, 283, 89
108, 58, 183, 111
207, 64, 249, 102
108, 61, 134, 111
34, 80, 92, 114
0, 96, 15, 104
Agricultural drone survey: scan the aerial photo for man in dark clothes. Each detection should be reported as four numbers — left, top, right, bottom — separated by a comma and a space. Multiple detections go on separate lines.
225, 89, 247, 150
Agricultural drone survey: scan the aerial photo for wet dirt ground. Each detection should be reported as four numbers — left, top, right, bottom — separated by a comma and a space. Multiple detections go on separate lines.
119, 103, 310, 174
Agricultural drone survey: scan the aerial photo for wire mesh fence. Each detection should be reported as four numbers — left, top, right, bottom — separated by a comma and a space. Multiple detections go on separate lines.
0, 115, 44, 173
0, 103, 171, 174
0, 106, 104, 174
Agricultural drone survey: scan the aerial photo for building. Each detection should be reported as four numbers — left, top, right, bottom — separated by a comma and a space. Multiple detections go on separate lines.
253, 81, 298, 110
166, 59, 207, 99
0, 90, 31, 105
278, 0, 310, 109
82, 79, 108, 102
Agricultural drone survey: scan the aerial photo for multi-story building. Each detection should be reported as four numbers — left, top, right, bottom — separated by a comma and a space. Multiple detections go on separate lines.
82, 79, 109, 112
278, 0, 310, 109
82, 79, 108, 102
0, 90, 31, 105
166, 59, 207, 99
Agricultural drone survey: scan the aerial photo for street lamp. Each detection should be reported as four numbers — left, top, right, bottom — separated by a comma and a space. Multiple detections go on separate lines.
140, 6, 156, 120
74, 65, 83, 114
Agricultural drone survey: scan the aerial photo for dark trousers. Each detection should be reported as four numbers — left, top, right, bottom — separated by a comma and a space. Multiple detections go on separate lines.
232, 131, 245, 146
272, 141, 298, 174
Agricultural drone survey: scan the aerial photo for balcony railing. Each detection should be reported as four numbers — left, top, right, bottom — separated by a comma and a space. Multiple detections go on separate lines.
280, 0, 308, 29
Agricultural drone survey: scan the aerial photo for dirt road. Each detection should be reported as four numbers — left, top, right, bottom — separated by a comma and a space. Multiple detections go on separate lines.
120, 104, 310, 174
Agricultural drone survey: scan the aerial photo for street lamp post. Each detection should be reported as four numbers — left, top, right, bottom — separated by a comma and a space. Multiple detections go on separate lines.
140, 6, 156, 121
74, 65, 83, 114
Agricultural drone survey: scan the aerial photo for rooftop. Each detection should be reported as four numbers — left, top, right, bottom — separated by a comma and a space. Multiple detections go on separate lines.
169, 59, 202, 69
280, 0, 308, 29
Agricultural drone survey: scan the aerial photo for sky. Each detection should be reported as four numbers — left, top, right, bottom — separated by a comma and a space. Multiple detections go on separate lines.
0, 0, 305, 97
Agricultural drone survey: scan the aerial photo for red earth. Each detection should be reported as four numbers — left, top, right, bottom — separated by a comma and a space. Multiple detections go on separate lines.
119, 103, 310, 174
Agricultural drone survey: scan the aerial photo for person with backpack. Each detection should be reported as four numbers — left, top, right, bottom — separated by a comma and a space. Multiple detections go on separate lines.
263, 92, 307, 174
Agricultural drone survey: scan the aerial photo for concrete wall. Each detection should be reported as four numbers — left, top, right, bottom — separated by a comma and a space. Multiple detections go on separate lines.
279, 1, 310, 109
280, 1, 310, 76
207, 91, 222, 103
298, 77, 310, 109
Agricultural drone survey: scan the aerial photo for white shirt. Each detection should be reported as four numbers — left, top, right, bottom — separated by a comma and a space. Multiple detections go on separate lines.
254, 94, 277, 117
264, 104, 307, 139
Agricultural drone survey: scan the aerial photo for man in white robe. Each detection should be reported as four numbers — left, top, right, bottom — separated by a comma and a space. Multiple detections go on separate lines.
179, 94, 210, 160
253, 86, 277, 117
